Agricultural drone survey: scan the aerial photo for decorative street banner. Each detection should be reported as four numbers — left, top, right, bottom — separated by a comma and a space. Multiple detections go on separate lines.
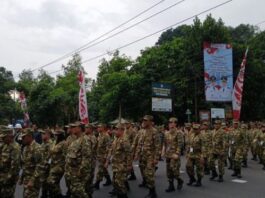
232, 48, 249, 121
78, 67, 89, 124
204, 42, 233, 102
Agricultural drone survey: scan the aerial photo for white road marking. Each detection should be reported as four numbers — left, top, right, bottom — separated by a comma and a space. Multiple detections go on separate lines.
231, 179, 248, 183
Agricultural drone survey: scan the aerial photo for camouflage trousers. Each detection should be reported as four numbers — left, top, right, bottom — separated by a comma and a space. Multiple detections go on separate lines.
209, 153, 225, 176
23, 180, 40, 198
113, 171, 127, 194
0, 181, 16, 198
85, 161, 96, 196
47, 166, 64, 197
166, 158, 181, 182
234, 149, 244, 170
96, 158, 110, 182
69, 174, 89, 198
186, 157, 204, 178
139, 156, 156, 189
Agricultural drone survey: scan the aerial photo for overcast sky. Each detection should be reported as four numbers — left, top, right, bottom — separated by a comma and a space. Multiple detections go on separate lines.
0, 0, 264, 80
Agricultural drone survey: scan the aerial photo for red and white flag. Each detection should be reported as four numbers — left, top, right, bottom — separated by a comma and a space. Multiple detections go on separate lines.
19, 91, 30, 127
78, 67, 89, 124
232, 48, 249, 120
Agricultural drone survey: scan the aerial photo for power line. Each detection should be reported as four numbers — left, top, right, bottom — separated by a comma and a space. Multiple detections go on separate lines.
255, 20, 265, 26
30, 0, 166, 72
31, 0, 185, 73
46, 0, 233, 76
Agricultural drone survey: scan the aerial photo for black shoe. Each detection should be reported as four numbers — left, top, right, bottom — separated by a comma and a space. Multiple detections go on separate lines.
210, 170, 218, 180
237, 169, 242, 178
128, 173, 136, 181
145, 188, 157, 198
109, 189, 117, 195
218, 175, 224, 182
262, 166, 265, 171
103, 175, 112, 186
194, 177, 202, 187
93, 181, 100, 190
139, 180, 147, 188
165, 181, 175, 192
125, 181, 130, 191
231, 170, 238, 177
177, 178, 184, 190
187, 176, 196, 186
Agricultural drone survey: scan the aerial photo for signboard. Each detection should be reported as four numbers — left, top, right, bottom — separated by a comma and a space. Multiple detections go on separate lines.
199, 110, 210, 121
152, 97, 172, 112
152, 82, 171, 97
204, 43, 233, 102
211, 108, 225, 119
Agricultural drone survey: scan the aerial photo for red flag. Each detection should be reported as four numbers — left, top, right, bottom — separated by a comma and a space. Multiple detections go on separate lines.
78, 67, 89, 124
19, 91, 30, 127
232, 48, 249, 120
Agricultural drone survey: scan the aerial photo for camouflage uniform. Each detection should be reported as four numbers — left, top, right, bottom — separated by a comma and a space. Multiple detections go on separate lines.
186, 124, 204, 186
164, 127, 183, 191
39, 135, 53, 198
0, 128, 20, 197
135, 122, 160, 193
201, 126, 212, 174
228, 128, 238, 170
255, 129, 264, 163
95, 131, 111, 184
232, 124, 248, 178
20, 131, 42, 198
107, 126, 131, 197
249, 124, 258, 160
65, 134, 93, 198
209, 122, 226, 181
47, 131, 66, 197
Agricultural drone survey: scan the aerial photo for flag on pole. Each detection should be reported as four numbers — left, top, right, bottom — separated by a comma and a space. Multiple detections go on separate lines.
78, 67, 89, 124
232, 48, 249, 120
18, 91, 30, 127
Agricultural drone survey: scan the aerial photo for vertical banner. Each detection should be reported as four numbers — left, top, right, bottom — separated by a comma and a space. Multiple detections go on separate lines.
19, 91, 30, 127
232, 48, 249, 120
204, 42, 233, 102
78, 67, 89, 124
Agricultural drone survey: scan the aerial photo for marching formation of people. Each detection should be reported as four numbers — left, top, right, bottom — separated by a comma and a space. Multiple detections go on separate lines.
0, 115, 265, 198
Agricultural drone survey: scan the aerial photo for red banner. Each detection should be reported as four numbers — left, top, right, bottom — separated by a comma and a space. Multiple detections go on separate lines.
78, 67, 89, 124
232, 48, 249, 120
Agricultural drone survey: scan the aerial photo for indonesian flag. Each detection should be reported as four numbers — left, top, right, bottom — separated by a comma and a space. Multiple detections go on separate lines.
232, 48, 249, 120
78, 67, 89, 124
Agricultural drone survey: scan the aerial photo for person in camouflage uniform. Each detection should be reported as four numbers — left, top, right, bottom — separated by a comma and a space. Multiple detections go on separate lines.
201, 121, 212, 175
64, 123, 77, 197
186, 124, 204, 187
85, 124, 98, 196
47, 129, 66, 197
249, 122, 258, 161
38, 129, 53, 198
105, 123, 131, 198
0, 127, 20, 197
228, 120, 240, 170
209, 120, 226, 182
255, 123, 264, 164
242, 123, 251, 168
134, 115, 160, 198
93, 123, 112, 189
19, 128, 43, 198
184, 123, 193, 154
231, 123, 249, 178
222, 122, 230, 167
162, 117, 183, 192
259, 123, 265, 170
65, 122, 93, 198
125, 120, 137, 181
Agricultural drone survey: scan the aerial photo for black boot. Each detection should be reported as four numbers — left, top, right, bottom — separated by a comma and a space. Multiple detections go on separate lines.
93, 180, 100, 190
145, 188, 157, 198
187, 176, 196, 186
128, 170, 136, 180
218, 175, 224, 182
262, 166, 265, 170
231, 169, 238, 177
125, 181, 130, 191
103, 175, 112, 186
109, 188, 117, 195
165, 181, 175, 192
138, 179, 147, 188
194, 177, 202, 187
210, 170, 218, 180
237, 169, 242, 178
177, 178, 184, 190
242, 160, 248, 168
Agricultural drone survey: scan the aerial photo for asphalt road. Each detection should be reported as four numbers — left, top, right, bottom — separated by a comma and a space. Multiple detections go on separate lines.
15, 155, 265, 198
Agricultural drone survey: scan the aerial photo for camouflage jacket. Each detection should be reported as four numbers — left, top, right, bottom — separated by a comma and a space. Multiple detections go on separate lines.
212, 128, 226, 155
20, 141, 42, 184
97, 132, 111, 159
187, 133, 203, 159
164, 129, 181, 159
